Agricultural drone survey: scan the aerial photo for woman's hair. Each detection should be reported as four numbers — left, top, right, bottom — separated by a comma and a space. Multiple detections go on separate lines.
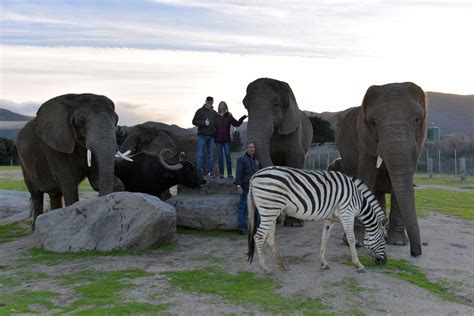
218, 101, 228, 113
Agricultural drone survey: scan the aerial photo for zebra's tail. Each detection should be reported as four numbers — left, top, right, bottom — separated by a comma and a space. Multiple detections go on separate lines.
247, 183, 257, 263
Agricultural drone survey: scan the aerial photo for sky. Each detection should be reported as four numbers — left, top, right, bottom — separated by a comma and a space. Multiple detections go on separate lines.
0, 0, 472, 127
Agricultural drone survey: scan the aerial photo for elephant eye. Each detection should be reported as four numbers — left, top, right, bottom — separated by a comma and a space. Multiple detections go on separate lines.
369, 119, 376, 127
75, 117, 86, 126
415, 116, 421, 123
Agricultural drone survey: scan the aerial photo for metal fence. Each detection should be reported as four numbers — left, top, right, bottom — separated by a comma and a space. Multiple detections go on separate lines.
230, 145, 473, 177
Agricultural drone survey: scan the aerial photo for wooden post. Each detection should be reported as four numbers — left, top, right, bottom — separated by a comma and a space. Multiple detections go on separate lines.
460, 158, 467, 181
427, 158, 433, 179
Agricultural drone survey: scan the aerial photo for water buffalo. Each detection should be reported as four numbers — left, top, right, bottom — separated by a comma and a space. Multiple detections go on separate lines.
115, 149, 202, 199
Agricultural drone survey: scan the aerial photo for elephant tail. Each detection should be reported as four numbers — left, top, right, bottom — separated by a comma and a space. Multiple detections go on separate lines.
247, 183, 257, 263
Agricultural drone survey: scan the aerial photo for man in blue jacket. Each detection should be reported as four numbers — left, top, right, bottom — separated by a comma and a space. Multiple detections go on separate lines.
235, 142, 260, 235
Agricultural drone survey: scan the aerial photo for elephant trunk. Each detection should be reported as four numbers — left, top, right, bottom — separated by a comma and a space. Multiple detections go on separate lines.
87, 117, 118, 197
380, 142, 422, 256
247, 122, 273, 167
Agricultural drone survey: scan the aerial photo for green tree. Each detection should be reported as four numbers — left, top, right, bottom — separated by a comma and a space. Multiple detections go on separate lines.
308, 116, 335, 144
0, 137, 16, 165
231, 130, 243, 152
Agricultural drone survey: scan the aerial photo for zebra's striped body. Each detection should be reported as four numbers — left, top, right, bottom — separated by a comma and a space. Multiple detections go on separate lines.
247, 166, 387, 273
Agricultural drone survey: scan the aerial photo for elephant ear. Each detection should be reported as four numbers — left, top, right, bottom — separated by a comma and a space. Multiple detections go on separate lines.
145, 130, 177, 159
408, 83, 428, 149
357, 86, 379, 156
36, 95, 76, 154
278, 83, 300, 135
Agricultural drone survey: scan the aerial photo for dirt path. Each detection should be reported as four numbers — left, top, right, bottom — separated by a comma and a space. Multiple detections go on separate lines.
1, 208, 473, 315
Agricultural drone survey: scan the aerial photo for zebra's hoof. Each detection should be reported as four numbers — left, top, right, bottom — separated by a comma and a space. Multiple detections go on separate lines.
320, 265, 330, 270
280, 265, 289, 271
357, 267, 366, 273
264, 269, 273, 274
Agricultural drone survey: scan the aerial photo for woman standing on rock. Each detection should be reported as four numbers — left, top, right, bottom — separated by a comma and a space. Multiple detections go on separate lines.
215, 101, 247, 178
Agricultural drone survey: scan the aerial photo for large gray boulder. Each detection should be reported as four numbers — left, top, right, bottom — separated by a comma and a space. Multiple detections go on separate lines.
168, 178, 240, 231
0, 189, 31, 225
34, 192, 176, 252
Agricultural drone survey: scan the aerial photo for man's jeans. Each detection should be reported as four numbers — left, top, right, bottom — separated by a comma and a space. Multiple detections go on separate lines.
238, 183, 250, 232
216, 142, 232, 176
196, 134, 215, 176
238, 183, 260, 233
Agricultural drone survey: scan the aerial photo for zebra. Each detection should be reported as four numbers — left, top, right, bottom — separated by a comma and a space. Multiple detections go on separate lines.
247, 166, 387, 273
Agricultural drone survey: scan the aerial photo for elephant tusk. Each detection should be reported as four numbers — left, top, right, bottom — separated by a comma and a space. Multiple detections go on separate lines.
87, 149, 92, 167
122, 150, 131, 156
115, 150, 134, 162
376, 156, 383, 168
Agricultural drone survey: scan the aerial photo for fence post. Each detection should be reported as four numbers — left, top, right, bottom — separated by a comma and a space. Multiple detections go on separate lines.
318, 154, 321, 170
427, 158, 433, 179
438, 150, 441, 175
426, 150, 429, 173
460, 158, 466, 181
326, 153, 330, 170
454, 149, 457, 175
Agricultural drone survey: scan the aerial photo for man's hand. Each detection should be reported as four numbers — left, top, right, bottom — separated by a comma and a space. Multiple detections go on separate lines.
237, 186, 243, 196
205, 118, 210, 126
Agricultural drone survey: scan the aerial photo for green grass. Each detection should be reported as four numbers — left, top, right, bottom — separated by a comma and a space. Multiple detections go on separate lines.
163, 267, 329, 315
0, 267, 170, 315
344, 258, 465, 304
0, 222, 30, 243
0, 290, 58, 315
0, 179, 28, 191
177, 226, 238, 237
58, 269, 152, 309
415, 189, 474, 220
190, 255, 227, 264
414, 173, 474, 189
20, 242, 178, 265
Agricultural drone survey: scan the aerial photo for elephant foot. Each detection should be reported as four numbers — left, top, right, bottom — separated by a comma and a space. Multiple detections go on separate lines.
342, 233, 364, 248
284, 217, 304, 227
386, 229, 408, 246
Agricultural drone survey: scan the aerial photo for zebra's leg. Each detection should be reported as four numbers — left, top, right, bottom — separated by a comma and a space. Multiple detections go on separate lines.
254, 221, 272, 274
266, 222, 288, 271
340, 213, 366, 273
319, 219, 335, 270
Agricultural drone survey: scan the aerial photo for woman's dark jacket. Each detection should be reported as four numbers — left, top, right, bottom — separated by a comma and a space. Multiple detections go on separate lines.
215, 112, 245, 143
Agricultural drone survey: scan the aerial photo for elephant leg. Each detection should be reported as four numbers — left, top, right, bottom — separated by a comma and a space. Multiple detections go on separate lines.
387, 191, 409, 246
30, 191, 44, 231
49, 192, 63, 210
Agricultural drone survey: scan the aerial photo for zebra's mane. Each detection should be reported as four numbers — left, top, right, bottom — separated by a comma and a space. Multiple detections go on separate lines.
350, 177, 386, 220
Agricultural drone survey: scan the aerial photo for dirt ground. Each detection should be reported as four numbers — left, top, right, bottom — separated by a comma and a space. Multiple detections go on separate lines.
0, 200, 473, 315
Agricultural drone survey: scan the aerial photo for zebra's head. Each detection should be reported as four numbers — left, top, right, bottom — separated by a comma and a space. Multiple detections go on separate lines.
364, 220, 387, 265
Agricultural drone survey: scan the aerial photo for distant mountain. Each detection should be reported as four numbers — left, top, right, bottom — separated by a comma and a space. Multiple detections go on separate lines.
1, 91, 472, 142
0, 108, 34, 141
0, 108, 34, 121
425, 92, 473, 138
305, 92, 473, 138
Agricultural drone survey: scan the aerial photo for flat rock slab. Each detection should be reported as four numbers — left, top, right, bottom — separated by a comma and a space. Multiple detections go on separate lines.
0, 189, 31, 222
34, 192, 177, 253
167, 193, 240, 231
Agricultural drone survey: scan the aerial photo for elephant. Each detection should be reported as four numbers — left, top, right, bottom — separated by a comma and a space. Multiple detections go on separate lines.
336, 82, 427, 257
243, 78, 313, 226
120, 123, 197, 165
16, 93, 124, 230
